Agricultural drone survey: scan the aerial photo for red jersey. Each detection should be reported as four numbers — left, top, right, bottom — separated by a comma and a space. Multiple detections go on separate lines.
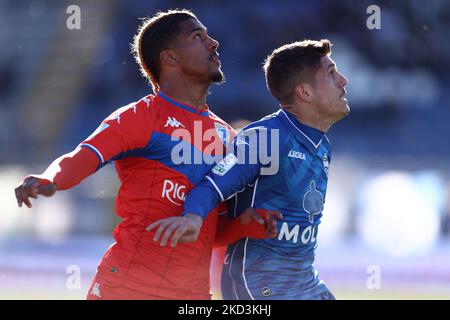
80, 91, 235, 299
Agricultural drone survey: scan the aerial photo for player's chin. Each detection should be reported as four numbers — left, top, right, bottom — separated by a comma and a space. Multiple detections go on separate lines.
211, 69, 225, 84
333, 99, 349, 119
339, 100, 350, 117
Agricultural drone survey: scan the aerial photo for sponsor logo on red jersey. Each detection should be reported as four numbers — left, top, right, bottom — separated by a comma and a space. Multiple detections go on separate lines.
161, 179, 186, 206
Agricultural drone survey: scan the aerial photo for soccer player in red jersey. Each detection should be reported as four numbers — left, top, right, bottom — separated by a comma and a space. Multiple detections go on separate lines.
14, 9, 279, 300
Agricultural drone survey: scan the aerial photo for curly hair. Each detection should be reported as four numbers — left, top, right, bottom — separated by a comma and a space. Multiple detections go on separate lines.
131, 9, 197, 93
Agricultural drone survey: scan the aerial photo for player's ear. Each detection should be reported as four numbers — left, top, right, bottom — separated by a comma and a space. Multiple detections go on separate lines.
294, 83, 313, 102
160, 50, 179, 67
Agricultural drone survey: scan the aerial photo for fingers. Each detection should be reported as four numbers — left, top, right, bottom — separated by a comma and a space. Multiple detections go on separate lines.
170, 218, 201, 247
251, 210, 265, 224
19, 184, 33, 208
22, 190, 32, 208
178, 233, 197, 243
14, 176, 57, 209
263, 210, 283, 238
146, 219, 171, 241
250, 207, 265, 224
160, 221, 181, 247
14, 182, 28, 208
241, 207, 264, 224
172, 214, 202, 246
269, 210, 283, 221
14, 187, 23, 207
146, 216, 201, 247
258, 210, 269, 221
145, 220, 160, 232
170, 225, 192, 247
146, 217, 186, 247
266, 219, 278, 237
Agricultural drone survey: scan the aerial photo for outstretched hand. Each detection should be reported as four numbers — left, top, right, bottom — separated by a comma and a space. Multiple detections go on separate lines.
146, 213, 203, 247
14, 176, 57, 208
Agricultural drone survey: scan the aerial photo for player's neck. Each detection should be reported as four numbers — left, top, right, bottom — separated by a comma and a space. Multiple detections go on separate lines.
282, 105, 331, 133
159, 79, 209, 111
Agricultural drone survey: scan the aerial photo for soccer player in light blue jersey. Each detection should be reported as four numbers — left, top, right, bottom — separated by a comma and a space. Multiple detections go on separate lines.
149, 39, 349, 300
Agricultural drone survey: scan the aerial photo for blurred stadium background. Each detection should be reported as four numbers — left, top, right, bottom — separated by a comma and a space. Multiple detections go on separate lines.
1, 0, 450, 299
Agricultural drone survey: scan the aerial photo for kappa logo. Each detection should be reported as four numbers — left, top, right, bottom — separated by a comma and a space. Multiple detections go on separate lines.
165, 117, 185, 128
142, 97, 151, 107
90, 282, 101, 298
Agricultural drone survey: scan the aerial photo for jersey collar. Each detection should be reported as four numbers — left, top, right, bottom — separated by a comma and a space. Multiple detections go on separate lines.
279, 109, 326, 153
157, 91, 209, 116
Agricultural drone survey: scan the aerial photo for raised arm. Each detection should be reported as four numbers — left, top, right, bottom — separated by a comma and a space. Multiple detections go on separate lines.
15, 96, 155, 209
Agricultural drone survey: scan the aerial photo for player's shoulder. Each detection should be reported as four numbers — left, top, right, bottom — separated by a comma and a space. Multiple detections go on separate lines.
208, 110, 233, 128
124, 94, 155, 115
241, 110, 284, 133
103, 94, 156, 123
208, 110, 237, 138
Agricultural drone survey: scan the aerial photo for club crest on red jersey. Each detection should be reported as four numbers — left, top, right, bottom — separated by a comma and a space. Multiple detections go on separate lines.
214, 122, 230, 146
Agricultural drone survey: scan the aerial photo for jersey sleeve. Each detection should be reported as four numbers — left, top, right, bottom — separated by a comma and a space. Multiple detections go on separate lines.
182, 126, 277, 219
38, 146, 100, 190
79, 99, 154, 170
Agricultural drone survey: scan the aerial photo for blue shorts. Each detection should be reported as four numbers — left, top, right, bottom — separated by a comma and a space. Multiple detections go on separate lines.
221, 263, 335, 300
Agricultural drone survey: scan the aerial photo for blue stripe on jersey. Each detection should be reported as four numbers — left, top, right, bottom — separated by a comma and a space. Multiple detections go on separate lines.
79, 143, 104, 162
79, 143, 107, 171
158, 91, 209, 117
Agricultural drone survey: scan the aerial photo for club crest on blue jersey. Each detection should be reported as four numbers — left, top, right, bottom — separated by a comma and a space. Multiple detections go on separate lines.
302, 180, 324, 223
214, 122, 230, 146
323, 154, 330, 177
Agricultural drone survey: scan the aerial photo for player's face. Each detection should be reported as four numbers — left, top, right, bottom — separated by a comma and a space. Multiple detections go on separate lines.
312, 56, 349, 121
171, 18, 224, 84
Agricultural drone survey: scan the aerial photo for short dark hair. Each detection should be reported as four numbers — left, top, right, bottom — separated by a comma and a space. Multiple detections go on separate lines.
131, 9, 197, 93
263, 39, 332, 104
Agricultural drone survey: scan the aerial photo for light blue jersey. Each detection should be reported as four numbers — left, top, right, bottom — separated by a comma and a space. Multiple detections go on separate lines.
183, 109, 334, 300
